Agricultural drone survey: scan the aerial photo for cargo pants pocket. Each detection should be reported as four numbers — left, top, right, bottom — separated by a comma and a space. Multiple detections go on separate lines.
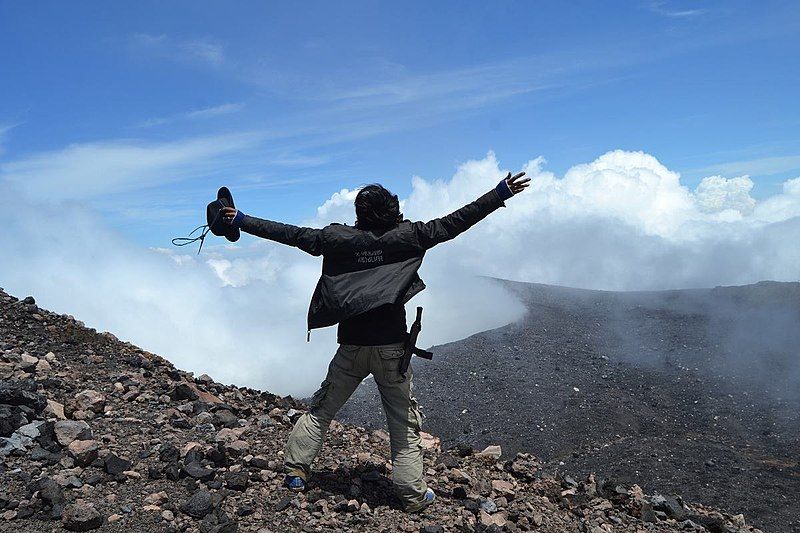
309, 379, 332, 412
409, 396, 423, 432
378, 346, 407, 384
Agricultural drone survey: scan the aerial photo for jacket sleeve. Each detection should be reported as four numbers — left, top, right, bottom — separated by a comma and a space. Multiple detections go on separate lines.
411, 188, 506, 250
239, 215, 324, 256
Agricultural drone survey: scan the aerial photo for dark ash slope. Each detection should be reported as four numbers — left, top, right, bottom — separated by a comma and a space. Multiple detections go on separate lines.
339, 281, 800, 532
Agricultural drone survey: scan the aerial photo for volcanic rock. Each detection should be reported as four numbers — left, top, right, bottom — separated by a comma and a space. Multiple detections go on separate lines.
62, 502, 103, 531
31, 476, 66, 518
19, 354, 39, 372
477, 444, 502, 459
0, 404, 28, 437
224, 439, 249, 457
479, 497, 498, 514
67, 439, 99, 467
53, 420, 92, 446
199, 509, 237, 533
144, 491, 169, 506
103, 453, 132, 475
73, 390, 105, 414
182, 461, 216, 482
225, 470, 249, 492
16, 421, 42, 439
449, 468, 472, 484
43, 399, 65, 420
274, 496, 293, 512
479, 508, 507, 527
491, 479, 515, 498
0, 382, 47, 412
1, 431, 32, 455
159, 442, 180, 463
35, 358, 52, 372
213, 409, 239, 429
170, 383, 199, 402
181, 490, 217, 518
651, 494, 686, 520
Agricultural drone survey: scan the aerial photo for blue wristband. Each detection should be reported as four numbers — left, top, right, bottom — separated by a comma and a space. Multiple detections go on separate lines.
231, 210, 245, 227
496, 178, 514, 201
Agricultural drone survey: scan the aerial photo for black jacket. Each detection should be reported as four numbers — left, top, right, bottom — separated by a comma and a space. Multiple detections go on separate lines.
239, 187, 507, 331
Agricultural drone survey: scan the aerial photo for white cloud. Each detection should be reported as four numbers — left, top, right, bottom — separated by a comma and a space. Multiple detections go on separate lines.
752, 177, 800, 223
647, 1, 707, 18
0, 122, 21, 156
0, 132, 263, 201
696, 154, 800, 178
185, 102, 244, 119
313, 188, 359, 224
181, 39, 225, 66
694, 175, 756, 216
138, 102, 245, 128
1, 150, 798, 398
313, 150, 800, 291
131, 33, 225, 67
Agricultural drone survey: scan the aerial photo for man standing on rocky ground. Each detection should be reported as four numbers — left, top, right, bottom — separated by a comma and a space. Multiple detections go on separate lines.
220, 171, 530, 512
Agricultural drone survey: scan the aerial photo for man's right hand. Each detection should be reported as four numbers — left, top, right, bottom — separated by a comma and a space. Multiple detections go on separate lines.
505, 171, 530, 195
496, 171, 530, 200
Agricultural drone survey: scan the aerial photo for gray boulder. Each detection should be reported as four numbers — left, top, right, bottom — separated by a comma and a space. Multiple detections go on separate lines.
62, 502, 103, 531
54, 420, 92, 446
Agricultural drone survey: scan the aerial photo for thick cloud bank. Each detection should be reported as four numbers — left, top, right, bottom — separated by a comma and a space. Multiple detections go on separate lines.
1, 150, 798, 395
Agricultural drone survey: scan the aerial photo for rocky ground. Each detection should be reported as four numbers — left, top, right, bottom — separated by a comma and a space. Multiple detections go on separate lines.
339, 281, 800, 532
0, 287, 769, 532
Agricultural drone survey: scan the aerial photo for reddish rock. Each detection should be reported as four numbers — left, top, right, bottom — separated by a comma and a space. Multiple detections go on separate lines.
67, 439, 99, 466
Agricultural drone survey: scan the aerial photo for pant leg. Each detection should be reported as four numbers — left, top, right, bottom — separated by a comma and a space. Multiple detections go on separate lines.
284, 344, 368, 480
369, 343, 427, 508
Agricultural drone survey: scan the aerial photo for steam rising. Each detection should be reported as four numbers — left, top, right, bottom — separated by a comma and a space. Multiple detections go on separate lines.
1, 150, 798, 396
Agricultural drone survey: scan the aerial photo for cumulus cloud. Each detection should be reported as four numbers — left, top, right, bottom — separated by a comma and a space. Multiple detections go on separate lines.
441, 151, 796, 288
694, 175, 756, 216
305, 149, 799, 291
753, 177, 800, 223
1, 150, 799, 396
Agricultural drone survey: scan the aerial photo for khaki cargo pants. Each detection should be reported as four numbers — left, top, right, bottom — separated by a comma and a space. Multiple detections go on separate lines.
284, 342, 428, 509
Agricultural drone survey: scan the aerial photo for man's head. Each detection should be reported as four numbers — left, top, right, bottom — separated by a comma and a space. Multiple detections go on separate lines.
354, 184, 402, 230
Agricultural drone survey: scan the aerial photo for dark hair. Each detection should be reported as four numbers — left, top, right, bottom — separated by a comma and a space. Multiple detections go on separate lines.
354, 184, 402, 230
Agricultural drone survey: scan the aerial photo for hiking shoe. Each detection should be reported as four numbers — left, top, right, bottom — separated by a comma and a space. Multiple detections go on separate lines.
283, 475, 306, 492
406, 488, 435, 513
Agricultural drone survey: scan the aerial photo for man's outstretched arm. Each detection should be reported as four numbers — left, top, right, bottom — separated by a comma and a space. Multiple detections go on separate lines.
412, 172, 529, 250
221, 207, 324, 256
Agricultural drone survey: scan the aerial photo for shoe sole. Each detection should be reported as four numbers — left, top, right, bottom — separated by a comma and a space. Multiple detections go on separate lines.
406, 493, 435, 513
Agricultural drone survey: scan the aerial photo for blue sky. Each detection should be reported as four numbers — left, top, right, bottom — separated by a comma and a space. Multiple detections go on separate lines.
1, 1, 799, 392
2, 0, 799, 246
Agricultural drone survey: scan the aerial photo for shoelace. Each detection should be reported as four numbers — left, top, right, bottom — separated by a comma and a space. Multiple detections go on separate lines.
171, 209, 222, 254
